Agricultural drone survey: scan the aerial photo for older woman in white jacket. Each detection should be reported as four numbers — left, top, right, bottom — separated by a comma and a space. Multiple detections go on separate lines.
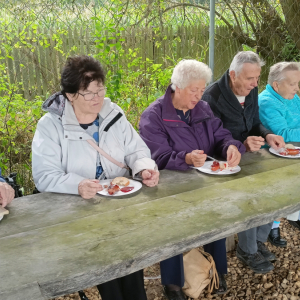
32, 55, 159, 300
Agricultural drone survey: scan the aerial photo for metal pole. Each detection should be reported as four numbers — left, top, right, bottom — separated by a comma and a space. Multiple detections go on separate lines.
209, 0, 215, 81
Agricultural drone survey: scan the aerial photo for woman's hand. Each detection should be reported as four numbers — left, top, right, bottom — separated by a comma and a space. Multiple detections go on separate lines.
141, 169, 159, 187
243, 136, 265, 152
227, 145, 241, 167
78, 179, 103, 199
185, 150, 207, 167
0, 182, 15, 207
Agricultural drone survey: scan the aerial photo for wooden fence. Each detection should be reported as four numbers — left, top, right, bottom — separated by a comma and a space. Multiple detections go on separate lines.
0, 25, 242, 100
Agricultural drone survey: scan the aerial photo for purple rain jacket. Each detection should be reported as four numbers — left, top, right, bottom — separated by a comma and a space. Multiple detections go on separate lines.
139, 85, 246, 170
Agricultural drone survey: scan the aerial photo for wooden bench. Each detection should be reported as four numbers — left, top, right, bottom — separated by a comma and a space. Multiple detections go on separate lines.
1, 147, 300, 300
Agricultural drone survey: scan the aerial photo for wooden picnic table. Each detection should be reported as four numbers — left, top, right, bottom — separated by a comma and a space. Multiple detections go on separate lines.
1, 146, 300, 300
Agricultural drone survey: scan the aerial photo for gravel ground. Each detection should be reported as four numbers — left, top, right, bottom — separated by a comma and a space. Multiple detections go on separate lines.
53, 219, 300, 300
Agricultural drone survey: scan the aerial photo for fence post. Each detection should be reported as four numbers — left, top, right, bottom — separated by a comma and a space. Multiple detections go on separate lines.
209, 0, 215, 81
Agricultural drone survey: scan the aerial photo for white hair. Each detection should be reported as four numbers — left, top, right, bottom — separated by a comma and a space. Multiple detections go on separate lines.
268, 62, 300, 86
171, 59, 212, 90
229, 51, 265, 76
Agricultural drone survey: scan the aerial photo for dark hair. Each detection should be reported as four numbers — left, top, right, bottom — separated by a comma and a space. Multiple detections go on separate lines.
60, 55, 106, 94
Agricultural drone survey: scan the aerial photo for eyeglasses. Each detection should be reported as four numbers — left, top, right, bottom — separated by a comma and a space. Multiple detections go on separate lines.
78, 87, 107, 101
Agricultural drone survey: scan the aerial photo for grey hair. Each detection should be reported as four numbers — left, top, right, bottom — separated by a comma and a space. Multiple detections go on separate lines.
268, 62, 300, 86
171, 59, 212, 90
229, 51, 265, 76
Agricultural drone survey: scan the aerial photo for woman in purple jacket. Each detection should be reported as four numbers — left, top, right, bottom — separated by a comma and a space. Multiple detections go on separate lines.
139, 60, 246, 300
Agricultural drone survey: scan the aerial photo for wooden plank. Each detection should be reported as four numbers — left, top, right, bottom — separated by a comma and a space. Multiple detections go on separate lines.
0, 149, 300, 300
225, 235, 236, 252
38, 28, 48, 96
177, 26, 182, 59
1, 148, 299, 238
2, 160, 300, 298
34, 35, 43, 97
68, 27, 75, 56
50, 29, 59, 92
12, 47, 22, 94
27, 29, 36, 99
80, 27, 85, 54
0, 282, 44, 300
6, 51, 15, 86
73, 27, 79, 55
57, 30, 64, 80
86, 27, 90, 55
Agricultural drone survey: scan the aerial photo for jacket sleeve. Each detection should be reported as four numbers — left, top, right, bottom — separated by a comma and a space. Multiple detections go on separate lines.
139, 110, 190, 170
208, 111, 246, 158
259, 97, 300, 143
110, 106, 157, 177
248, 89, 273, 139
32, 115, 86, 194
0, 168, 5, 182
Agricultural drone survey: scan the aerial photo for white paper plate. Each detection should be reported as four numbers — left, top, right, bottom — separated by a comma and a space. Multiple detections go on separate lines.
0, 215, 3, 222
97, 179, 142, 196
269, 147, 300, 158
192, 161, 241, 175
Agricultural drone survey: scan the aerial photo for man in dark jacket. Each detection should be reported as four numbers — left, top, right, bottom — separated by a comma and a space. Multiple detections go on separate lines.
202, 51, 285, 274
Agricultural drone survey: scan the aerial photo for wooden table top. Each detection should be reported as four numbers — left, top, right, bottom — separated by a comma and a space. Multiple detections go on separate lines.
1, 147, 300, 300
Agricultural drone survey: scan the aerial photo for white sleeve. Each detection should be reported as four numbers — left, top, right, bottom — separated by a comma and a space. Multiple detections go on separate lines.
32, 115, 85, 194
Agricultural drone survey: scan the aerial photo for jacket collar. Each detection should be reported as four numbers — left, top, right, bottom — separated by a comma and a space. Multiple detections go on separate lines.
265, 83, 300, 103
218, 70, 255, 113
160, 85, 211, 127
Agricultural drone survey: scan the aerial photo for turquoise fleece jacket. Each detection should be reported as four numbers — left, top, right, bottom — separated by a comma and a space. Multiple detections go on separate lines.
258, 84, 300, 142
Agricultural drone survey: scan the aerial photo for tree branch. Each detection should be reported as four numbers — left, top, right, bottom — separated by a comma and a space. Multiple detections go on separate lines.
224, 0, 243, 34
135, 2, 256, 48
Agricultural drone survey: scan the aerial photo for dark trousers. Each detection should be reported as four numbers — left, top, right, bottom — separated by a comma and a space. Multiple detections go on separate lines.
203, 238, 227, 274
160, 253, 185, 287
97, 270, 147, 300
160, 238, 227, 287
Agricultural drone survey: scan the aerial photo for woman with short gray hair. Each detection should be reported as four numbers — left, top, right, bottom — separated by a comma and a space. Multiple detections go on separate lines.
259, 61, 300, 141
259, 61, 300, 245
139, 59, 246, 299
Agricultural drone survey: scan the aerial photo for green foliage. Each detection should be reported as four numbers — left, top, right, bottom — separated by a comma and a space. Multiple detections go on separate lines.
281, 35, 300, 62
0, 61, 43, 193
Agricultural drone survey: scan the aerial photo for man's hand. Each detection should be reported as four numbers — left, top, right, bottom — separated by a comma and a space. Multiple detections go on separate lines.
243, 136, 265, 152
78, 179, 103, 199
266, 134, 285, 150
185, 150, 207, 167
0, 182, 15, 207
141, 169, 159, 187
226, 145, 242, 167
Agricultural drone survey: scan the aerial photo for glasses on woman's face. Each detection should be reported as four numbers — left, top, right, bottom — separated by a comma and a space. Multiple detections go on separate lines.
78, 87, 107, 101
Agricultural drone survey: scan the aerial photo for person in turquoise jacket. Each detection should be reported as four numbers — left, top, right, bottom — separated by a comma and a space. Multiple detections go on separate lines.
259, 62, 300, 142
258, 61, 300, 247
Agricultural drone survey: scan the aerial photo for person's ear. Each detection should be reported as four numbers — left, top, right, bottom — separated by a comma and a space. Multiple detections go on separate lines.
66, 93, 75, 104
229, 70, 236, 83
175, 86, 181, 95
273, 82, 279, 93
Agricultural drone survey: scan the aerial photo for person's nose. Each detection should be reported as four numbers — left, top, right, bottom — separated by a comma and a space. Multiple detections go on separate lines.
251, 79, 258, 88
196, 90, 203, 99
